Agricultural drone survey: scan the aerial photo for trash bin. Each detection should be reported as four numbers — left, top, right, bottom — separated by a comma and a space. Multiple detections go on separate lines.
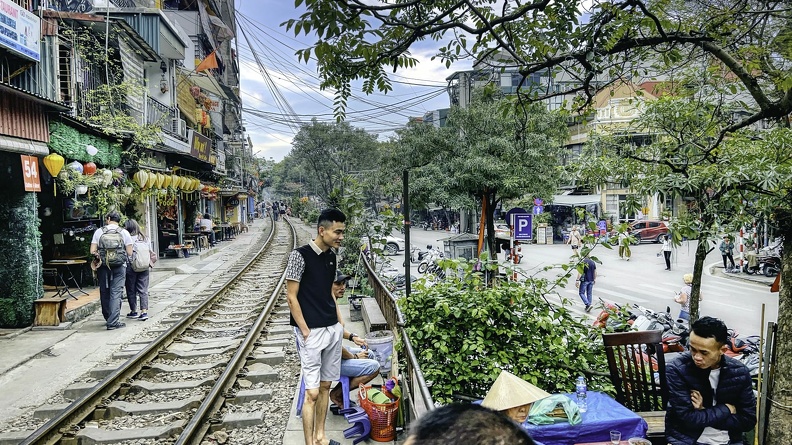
366, 330, 394, 374
348, 295, 364, 322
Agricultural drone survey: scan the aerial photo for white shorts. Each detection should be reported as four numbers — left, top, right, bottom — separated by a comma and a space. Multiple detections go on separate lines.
295, 323, 343, 390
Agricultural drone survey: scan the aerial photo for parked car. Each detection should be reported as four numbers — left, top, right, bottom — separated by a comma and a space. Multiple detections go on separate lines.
495, 223, 511, 240
629, 220, 669, 243
364, 235, 405, 255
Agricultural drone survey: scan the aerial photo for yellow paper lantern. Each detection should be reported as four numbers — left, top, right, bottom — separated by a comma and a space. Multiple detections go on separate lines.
170, 174, 179, 190
162, 174, 172, 189
146, 170, 157, 188
179, 176, 188, 189
193, 178, 200, 191
134, 170, 148, 188
156, 173, 166, 189
43, 153, 65, 177
187, 177, 196, 191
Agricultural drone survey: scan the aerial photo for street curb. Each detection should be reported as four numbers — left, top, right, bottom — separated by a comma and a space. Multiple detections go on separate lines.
708, 264, 775, 287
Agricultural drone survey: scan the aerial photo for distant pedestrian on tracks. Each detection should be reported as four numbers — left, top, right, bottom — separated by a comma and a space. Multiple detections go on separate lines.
567, 225, 582, 256
286, 208, 346, 445
123, 219, 151, 321
272, 201, 279, 221
720, 235, 736, 271
576, 255, 597, 312
90, 211, 134, 330
660, 235, 673, 270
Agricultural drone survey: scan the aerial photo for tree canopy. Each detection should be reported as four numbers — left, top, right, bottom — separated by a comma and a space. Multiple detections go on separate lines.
387, 88, 568, 256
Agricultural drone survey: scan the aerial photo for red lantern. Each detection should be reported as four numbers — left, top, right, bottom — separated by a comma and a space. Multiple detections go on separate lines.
83, 162, 97, 176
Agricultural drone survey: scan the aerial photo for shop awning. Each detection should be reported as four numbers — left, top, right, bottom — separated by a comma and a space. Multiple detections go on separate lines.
185, 71, 229, 100
0, 135, 49, 156
551, 194, 601, 207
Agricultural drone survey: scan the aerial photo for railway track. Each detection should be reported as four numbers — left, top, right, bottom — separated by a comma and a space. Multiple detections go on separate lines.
14, 217, 313, 445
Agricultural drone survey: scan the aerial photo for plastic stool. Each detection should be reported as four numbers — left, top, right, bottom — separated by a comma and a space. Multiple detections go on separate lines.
344, 418, 371, 445
296, 374, 351, 416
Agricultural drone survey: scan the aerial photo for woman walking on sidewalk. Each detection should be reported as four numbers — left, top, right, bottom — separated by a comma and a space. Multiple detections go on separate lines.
660, 235, 673, 270
124, 219, 151, 321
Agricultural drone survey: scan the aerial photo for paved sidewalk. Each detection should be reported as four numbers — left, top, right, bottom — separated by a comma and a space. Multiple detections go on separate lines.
0, 218, 270, 426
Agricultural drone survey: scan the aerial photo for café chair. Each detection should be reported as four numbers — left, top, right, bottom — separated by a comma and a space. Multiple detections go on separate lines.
42, 267, 67, 298
602, 330, 667, 444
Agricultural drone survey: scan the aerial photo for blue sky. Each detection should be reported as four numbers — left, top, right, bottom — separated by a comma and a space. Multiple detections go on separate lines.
235, 1, 471, 161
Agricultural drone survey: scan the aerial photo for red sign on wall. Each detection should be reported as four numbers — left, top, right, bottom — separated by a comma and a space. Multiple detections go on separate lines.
20, 155, 41, 192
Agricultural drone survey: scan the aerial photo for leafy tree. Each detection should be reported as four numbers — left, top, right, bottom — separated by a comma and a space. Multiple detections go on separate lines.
581, 89, 792, 315
387, 89, 567, 257
290, 119, 381, 203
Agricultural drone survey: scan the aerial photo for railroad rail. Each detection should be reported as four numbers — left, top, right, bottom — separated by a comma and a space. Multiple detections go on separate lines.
20, 216, 297, 445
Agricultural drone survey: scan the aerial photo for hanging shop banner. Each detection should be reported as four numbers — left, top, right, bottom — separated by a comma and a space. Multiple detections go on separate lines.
0, 0, 41, 62
20, 154, 41, 192
189, 129, 211, 163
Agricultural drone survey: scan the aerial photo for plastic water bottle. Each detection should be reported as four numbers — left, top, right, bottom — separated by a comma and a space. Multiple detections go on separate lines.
575, 376, 588, 413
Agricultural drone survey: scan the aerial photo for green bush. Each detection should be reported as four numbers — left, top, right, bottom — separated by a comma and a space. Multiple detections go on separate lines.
399, 258, 612, 404
0, 164, 42, 327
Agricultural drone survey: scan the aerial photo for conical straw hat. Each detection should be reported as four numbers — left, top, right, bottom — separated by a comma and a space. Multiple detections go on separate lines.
481, 370, 551, 412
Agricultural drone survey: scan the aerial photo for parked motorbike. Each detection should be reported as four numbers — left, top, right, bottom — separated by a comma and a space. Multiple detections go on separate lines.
744, 240, 782, 276
410, 245, 431, 264
417, 247, 444, 274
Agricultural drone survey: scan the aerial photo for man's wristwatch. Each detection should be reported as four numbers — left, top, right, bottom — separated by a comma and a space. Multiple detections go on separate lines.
349, 333, 357, 342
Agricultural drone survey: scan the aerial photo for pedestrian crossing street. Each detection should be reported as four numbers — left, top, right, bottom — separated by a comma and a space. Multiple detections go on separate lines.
545, 269, 771, 335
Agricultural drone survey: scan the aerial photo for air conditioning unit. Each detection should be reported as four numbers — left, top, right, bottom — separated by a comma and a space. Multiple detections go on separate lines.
171, 118, 187, 138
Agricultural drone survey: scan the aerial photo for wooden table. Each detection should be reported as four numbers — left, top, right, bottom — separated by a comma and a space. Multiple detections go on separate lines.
45, 260, 88, 299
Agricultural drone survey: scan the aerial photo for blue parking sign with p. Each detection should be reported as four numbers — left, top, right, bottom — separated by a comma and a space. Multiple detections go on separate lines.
512, 214, 533, 240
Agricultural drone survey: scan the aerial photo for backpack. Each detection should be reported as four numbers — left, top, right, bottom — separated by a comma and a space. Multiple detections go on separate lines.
132, 237, 151, 272
98, 227, 127, 268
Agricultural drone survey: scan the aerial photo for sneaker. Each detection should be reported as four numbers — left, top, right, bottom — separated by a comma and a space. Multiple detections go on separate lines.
126, 312, 139, 318
626, 257, 630, 261
138, 313, 149, 321
107, 323, 126, 330
585, 305, 592, 313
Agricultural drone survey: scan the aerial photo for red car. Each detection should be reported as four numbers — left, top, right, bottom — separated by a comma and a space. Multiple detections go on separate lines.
629, 220, 669, 243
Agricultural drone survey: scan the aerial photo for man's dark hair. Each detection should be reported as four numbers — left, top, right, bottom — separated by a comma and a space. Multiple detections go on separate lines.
203, 213, 211, 219
405, 403, 536, 445
691, 316, 728, 345
106, 211, 121, 223
318, 208, 346, 229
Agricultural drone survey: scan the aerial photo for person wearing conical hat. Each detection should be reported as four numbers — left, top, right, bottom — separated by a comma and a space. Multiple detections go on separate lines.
481, 370, 551, 424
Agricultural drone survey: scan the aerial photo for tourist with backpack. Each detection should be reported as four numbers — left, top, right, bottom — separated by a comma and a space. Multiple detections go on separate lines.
124, 219, 154, 321
90, 211, 134, 330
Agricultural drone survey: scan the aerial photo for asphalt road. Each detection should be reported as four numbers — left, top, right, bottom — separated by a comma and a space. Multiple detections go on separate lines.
384, 229, 778, 338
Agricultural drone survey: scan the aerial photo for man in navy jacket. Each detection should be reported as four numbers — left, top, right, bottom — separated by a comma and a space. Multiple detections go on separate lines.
665, 317, 756, 444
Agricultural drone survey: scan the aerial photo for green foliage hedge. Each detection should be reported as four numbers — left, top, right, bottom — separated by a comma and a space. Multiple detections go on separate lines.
48, 121, 123, 167
0, 162, 42, 327
400, 261, 612, 404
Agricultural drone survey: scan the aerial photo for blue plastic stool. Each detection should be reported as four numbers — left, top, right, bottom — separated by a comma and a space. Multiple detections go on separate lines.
296, 374, 351, 416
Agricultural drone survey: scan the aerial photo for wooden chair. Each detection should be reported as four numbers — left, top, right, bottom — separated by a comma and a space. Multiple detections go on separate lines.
602, 330, 667, 443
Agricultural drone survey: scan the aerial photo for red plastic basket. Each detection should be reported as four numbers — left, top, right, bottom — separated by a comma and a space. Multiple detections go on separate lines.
359, 384, 400, 442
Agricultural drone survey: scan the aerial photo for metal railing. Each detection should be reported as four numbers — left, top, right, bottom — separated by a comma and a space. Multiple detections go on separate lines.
362, 254, 434, 421
146, 96, 177, 135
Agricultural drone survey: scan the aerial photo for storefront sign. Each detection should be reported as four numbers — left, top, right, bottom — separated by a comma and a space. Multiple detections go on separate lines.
189, 129, 212, 163
20, 155, 41, 192
226, 197, 240, 207
0, 0, 41, 62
